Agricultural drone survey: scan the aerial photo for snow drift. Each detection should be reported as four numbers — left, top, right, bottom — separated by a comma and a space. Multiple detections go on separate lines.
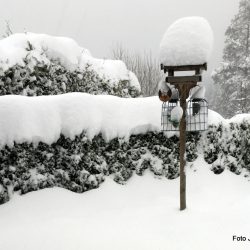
159, 16, 214, 66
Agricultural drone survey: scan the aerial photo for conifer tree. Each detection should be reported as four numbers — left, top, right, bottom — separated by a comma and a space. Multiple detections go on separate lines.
212, 0, 250, 118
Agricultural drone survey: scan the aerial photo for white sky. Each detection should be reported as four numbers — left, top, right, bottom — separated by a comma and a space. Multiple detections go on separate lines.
0, 0, 240, 82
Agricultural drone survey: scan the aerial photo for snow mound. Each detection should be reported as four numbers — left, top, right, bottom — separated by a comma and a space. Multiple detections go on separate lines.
228, 114, 250, 124
159, 16, 214, 66
0, 93, 161, 147
207, 109, 225, 126
0, 33, 140, 90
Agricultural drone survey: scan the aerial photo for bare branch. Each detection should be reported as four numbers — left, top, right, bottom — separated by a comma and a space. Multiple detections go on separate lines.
111, 44, 162, 96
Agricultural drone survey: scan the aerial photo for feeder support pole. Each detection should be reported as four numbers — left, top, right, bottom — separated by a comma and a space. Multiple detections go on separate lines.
179, 85, 187, 211
175, 83, 196, 211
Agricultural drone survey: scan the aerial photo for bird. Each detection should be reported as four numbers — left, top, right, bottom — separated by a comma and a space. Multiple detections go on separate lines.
158, 80, 172, 102
158, 89, 172, 102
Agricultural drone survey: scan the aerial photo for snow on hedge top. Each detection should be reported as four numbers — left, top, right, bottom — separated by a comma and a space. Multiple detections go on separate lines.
0, 93, 249, 147
0, 33, 140, 90
0, 93, 161, 147
159, 17, 214, 66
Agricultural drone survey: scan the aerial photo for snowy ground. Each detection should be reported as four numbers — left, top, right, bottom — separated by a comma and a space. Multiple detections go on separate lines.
0, 157, 249, 250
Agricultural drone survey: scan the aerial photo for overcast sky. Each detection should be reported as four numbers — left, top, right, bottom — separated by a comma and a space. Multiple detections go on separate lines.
0, 0, 240, 80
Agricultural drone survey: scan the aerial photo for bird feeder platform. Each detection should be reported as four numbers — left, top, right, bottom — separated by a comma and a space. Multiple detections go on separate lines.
161, 63, 207, 84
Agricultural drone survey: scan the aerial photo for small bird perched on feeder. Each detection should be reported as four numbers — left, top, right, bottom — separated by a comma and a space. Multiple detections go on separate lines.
158, 80, 172, 102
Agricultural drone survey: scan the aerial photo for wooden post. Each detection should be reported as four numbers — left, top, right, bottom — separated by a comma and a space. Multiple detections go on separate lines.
175, 83, 196, 211
179, 85, 187, 210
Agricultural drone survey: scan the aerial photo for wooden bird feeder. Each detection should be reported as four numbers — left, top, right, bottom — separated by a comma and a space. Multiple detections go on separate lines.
160, 63, 208, 211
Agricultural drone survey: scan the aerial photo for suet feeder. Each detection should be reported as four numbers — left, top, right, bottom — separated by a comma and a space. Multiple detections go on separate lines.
161, 98, 208, 132
187, 98, 208, 131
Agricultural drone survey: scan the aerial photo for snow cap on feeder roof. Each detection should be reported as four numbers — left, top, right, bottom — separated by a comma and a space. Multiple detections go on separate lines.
159, 16, 214, 66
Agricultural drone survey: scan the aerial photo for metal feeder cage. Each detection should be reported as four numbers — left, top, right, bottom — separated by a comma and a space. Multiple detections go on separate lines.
161, 98, 208, 132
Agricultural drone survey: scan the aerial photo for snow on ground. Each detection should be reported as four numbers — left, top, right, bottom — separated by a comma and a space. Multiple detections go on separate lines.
0, 33, 140, 90
0, 93, 249, 147
159, 16, 214, 66
0, 157, 249, 250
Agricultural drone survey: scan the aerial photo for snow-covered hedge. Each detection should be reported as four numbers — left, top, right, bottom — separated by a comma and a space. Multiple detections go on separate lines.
0, 93, 249, 204
0, 131, 200, 204
0, 33, 141, 97
204, 119, 250, 175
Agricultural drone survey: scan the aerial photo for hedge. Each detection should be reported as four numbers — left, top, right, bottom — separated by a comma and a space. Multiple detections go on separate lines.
0, 120, 249, 204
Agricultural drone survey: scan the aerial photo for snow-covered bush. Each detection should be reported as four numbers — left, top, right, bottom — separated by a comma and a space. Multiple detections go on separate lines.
0, 120, 249, 205
0, 119, 249, 205
203, 119, 250, 174
0, 93, 249, 205
0, 62, 140, 97
0, 33, 141, 97
0, 131, 201, 204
